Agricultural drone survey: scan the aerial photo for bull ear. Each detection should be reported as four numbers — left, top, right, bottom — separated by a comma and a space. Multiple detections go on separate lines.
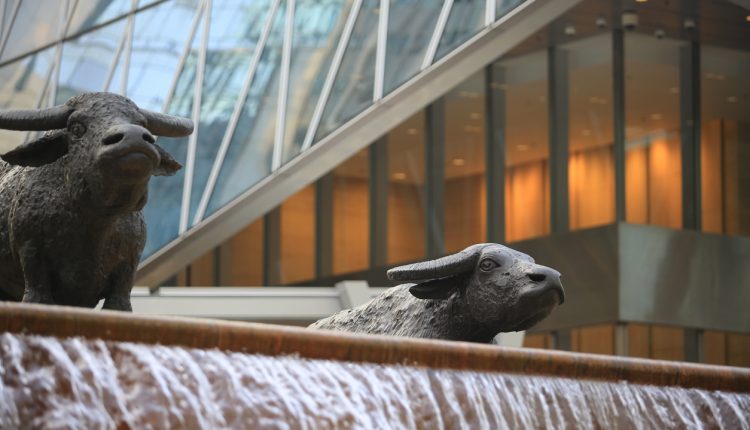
409, 277, 457, 300
153, 143, 182, 176
1, 131, 68, 167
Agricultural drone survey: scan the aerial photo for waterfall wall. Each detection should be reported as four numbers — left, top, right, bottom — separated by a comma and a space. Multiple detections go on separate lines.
1, 303, 748, 429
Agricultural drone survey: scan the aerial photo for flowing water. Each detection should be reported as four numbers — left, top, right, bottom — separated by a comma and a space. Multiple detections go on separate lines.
0, 333, 748, 429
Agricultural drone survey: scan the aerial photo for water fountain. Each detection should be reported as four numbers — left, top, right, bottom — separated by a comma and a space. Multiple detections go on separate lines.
0, 302, 748, 428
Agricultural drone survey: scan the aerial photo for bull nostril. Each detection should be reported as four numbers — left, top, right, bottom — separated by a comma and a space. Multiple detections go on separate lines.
102, 133, 124, 145
142, 133, 155, 144
528, 273, 546, 283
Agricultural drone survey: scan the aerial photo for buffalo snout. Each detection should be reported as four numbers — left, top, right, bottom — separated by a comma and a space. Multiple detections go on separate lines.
525, 264, 565, 304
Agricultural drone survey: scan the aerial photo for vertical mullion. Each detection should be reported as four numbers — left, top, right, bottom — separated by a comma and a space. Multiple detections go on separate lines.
301, 0, 363, 151
373, 0, 389, 101
102, 32, 126, 91
179, 0, 211, 234
484, 0, 494, 26
315, 173, 334, 278
119, 0, 138, 95
369, 138, 388, 267
613, 29, 626, 222
263, 208, 282, 285
421, 0, 453, 70
680, 41, 701, 230
486, 63, 505, 243
0, 0, 21, 59
194, 0, 282, 223
161, 1, 206, 111
425, 98, 445, 258
272, 0, 295, 171
548, 45, 569, 234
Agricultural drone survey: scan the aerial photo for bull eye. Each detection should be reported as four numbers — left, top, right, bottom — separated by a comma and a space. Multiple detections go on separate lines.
479, 259, 498, 272
69, 122, 86, 138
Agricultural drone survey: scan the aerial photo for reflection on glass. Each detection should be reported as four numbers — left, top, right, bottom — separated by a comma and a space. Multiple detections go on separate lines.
281, 0, 353, 163
388, 111, 426, 265
443, 72, 486, 253
434, 0, 483, 61
206, 2, 287, 216
1, 1, 66, 62
126, 0, 201, 112
625, 34, 682, 229
496, 0, 524, 18
279, 185, 316, 284
141, 18, 206, 258
383, 0, 442, 94
190, 0, 273, 222
332, 149, 369, 275
497, 51, 549, 242
66, 0, 132, 37
56, 20, 127, 103
700, 45, 750, 236
0, 46, 57, 152
219, 218, 264, 286
565, 34, 614, 230
314, 0, 379, 142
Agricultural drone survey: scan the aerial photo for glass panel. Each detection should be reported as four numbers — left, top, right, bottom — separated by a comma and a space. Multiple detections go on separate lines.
388, 111, 426, 265
443, 71, 486, 253
650, 326, 684, 361
522, 332, 553, 349
702, 331, 726, 365
186, 249, 217, 286
190, 0, 273, 223
0, 45, 57, 152
106, 50, 127, 94
571, 325, 614, 355
126, 0, 202, 112
625, 33, 683, 229
66, 0, 132, 37
383, 0, 442, 94
727, 333, 750, 367
313, 0, 379, 142
206, 2, 287, 215
700, 45, 750, 236
566, 34, 614, 230
497, 50, 549, 242
55, 20, 127, 103
1, 0, 19, 38
141, 16, 206, 258
219, 218, 264, 286
279, 185, 316, 284
1, 1, 67, 62
281, 0, 354, 164
332, 149, 369, 275
434, 0, 484, 62
496, 0, 524, 19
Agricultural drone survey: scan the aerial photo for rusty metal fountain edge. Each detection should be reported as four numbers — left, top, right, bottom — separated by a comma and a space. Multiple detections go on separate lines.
1, 301, 748, 393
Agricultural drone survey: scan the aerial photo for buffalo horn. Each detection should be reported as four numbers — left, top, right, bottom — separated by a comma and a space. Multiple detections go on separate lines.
141, 109, 194, 137
387, 243, 489, 282
0, 105, 71, 131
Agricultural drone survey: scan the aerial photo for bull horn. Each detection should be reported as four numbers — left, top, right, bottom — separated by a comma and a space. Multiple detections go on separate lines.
141, 109, 194, 137
0, 105, 71, 131
387, 243, 489, 282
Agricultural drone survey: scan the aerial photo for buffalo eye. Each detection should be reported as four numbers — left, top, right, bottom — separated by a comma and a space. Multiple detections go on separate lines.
69, 122, 86, 138
479, 259, 498, 272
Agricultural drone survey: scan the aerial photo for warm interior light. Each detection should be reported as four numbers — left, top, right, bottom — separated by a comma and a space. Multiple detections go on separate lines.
392, 172, 407, 180
727, 96, 738, 103
452, 158, 466, 167
746, 15, 750, 22
636, 0, 647, 3
469, 112, 481, 120
669, 87, 679, 94
581, 129, 591, 136
650, 113, 663, 120
406, 128, 418, 135
516, 144, 530, 151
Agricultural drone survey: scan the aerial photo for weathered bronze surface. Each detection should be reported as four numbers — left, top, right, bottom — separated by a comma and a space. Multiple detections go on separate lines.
1, 302, 747, 393
311, 243, 565, 343
0, 93, 193, 310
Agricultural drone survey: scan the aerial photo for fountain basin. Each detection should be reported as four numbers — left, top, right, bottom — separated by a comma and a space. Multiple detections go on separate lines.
1, 302, 748, 428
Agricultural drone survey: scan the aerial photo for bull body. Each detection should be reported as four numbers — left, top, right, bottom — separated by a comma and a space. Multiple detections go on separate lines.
0, 93, 192, 310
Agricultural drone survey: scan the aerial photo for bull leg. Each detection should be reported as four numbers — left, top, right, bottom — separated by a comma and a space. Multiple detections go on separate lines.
102, 264, 133, 312
18, 243, 54, 304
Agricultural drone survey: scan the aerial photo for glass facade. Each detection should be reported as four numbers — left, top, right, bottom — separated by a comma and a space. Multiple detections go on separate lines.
2, 0, 750, 365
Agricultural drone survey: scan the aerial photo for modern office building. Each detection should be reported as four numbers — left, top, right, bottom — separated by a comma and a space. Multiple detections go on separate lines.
1, 0, 749, 365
